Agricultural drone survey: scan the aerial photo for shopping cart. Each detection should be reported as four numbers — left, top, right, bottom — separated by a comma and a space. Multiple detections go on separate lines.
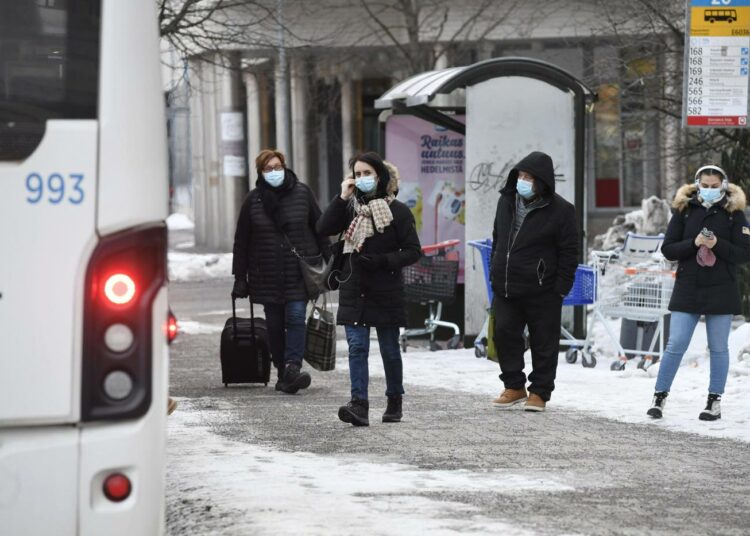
559, 265, 598, 367
400, 240, 462, 352
467, 239, 493, 357
593, 262, 675, 370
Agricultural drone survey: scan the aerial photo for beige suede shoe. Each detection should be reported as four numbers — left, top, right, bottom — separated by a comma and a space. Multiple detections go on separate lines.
492, 388, 528, 408
524, 392, 546, 412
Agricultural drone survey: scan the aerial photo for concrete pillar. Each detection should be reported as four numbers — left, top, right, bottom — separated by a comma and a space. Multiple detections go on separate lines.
217, 56, 246, 251
340, 77, 354, 172
290, 56, 310, 184
662, 37, 683, 199
188, 59, 208, 246
275, 56, 292, 160
244, 71, 262, 190
204, 58, 222, 248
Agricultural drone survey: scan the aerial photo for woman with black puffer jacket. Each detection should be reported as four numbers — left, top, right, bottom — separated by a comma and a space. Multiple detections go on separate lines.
232, 149, 330, 395
317, 152, 421, 427
647, 165, 750, 421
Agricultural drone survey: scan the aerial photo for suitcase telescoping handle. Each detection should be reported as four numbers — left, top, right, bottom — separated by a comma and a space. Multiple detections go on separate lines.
231, 295, 257, 342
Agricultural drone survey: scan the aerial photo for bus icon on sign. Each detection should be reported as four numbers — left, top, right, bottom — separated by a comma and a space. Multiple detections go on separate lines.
704, 9, 737, 23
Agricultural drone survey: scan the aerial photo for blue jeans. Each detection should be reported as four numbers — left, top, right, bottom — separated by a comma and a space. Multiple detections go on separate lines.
654, 311, 732, 394
263, 301, 307, 369
345, 325, 405, 401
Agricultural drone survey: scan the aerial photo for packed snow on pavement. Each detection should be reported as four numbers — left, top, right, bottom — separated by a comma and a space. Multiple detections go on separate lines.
167, 399, 567, 536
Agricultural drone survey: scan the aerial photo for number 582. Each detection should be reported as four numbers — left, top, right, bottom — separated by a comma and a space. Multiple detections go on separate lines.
26, 172, 85, 205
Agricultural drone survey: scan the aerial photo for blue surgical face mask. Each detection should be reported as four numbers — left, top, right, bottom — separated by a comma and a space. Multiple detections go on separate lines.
699, 187, 722, 204
263, 169, 285, 187
516, 179, 535, 199
355, 176, 377, 193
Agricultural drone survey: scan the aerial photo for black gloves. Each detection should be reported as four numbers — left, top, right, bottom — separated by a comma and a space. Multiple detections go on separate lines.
232, 277, 249, 299
357, 254, 388, 271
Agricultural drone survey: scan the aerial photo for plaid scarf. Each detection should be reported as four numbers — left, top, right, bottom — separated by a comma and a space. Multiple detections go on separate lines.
343, 196, 394, 253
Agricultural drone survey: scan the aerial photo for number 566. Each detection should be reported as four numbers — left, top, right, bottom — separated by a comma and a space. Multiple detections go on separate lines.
26, 172, 85, 205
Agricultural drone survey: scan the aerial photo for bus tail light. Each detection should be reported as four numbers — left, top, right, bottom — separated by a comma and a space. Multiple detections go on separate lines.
104, 273, 137, 305
82, 224, 167, 422
166, 310, 178, 344
103, 473, 132, 502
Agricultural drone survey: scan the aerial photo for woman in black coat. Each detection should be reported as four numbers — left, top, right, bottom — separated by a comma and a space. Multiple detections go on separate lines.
317, 152, 421, 426
232, 149, 329, 394
648, 165, 750, 421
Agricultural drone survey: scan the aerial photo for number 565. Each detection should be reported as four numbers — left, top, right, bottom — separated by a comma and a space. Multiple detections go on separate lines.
26, 172, 85, 205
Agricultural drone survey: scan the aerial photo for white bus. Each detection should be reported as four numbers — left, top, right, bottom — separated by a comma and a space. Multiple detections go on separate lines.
0, 1, 172, 534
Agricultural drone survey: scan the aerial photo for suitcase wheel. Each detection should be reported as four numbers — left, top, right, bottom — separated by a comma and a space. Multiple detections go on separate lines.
224, 383, 228, 388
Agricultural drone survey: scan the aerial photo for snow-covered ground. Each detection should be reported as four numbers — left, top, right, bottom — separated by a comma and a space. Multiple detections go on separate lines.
169, 252, 233, 282
166, 213, 195, 231
352, 321, 750, 443
168, 399, 569, 536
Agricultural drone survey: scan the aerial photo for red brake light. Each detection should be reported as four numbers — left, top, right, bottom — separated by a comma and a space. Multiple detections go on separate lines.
166, 311, 178, 344
103, 473, 132, 502
104, 273, 136, 305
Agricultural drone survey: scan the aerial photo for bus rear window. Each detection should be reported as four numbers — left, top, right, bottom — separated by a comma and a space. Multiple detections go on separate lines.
0, 0, 100, 161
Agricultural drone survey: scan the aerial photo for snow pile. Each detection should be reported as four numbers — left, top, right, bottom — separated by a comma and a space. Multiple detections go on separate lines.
349, 322, 750, 442
167, 400, 569, 536
177, 320, 224, 335
166, 213, 195, 231
168, 252, 232, 282
593, 196, 671, 251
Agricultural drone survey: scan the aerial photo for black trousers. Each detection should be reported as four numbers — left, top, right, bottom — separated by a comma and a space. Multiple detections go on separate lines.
492, 292, 563, 401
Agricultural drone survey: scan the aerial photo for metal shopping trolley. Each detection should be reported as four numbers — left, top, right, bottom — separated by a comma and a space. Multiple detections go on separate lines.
592, 262, 675, 370
400, 240, 462, 352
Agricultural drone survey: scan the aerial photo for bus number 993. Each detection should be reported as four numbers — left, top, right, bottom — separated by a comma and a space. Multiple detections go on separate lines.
26, 172, 85, 205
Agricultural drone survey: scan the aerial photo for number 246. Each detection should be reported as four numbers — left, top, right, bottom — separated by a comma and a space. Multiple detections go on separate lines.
26, 172, 85, 205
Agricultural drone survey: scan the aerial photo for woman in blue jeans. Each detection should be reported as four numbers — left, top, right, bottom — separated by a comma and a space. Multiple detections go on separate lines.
317, 153, 421, 426
648, 165, 750, 420
232, 149, 329, 394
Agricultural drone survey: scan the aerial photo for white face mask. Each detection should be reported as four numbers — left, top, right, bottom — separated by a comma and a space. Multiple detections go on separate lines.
263, 169, 285, 187
355, 176, 377, 193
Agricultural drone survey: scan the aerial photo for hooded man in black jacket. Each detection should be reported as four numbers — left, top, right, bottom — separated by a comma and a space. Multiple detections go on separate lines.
490, 151, 579, 412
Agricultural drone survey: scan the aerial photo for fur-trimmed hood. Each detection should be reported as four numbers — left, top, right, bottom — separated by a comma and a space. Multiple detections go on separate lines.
672, 183, 747, 213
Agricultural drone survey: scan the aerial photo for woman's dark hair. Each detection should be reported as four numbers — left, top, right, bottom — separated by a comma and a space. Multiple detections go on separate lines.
349, 151, 391, 197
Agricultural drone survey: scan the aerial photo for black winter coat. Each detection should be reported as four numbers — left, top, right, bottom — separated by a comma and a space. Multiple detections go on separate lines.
232, 170, 329, 304
490, 151, 579, 299
316, 196, 422, 327
663, 183, 750, 315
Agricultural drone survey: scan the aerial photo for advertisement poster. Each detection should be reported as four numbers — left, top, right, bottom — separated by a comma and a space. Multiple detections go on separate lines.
385, 114, 466, 282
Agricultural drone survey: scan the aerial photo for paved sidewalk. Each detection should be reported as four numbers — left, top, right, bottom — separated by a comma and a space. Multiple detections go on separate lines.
167, 278, 750, 536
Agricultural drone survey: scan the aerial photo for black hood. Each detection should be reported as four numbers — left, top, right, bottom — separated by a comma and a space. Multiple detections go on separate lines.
501, 151, 555, 197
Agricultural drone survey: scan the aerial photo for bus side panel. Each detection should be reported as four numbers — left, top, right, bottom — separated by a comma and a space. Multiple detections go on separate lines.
0, 427, 79, 535
0, 122, 97, 425
97, 0, 168, 235
78, 287, 168, 535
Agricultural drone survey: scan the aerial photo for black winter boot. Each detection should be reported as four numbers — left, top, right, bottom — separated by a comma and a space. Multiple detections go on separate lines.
382, 395, 403, 423
338, 399, 369, 426
647, 391, 668, 419
699, 393, 722, 421
274, 366, 284, 391
280, 362, 311, 394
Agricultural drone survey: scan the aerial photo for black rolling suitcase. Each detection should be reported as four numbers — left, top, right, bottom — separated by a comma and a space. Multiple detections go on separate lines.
220, 297, 272, 386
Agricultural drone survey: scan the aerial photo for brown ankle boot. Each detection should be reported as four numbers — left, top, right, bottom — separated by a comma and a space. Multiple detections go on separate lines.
524, 392, 546, 412
492, 387, 527, 408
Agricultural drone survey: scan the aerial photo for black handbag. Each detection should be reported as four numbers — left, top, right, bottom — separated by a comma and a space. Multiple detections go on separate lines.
281, 232, 333, 298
